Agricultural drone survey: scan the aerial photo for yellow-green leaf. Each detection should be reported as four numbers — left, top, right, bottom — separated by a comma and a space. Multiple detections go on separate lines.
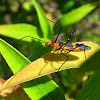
0, 41, 99, 92
54, 2, 98, 34
0, 38, 66, 100
32, 0, 50, 38
0, 24, 45, 42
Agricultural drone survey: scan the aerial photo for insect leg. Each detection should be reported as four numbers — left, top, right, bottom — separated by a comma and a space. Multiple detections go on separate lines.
64, 30, 76, 46
64, 49, 68, 53
58, 53, 69, 70
44, 17, 62, 43
59, 46, 79, 69
59, 49, 63, 55
83, 47, 86, 59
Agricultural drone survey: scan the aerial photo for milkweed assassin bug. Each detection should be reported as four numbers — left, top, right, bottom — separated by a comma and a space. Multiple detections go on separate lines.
45, 32, 91, 69
45, 17, 91, 69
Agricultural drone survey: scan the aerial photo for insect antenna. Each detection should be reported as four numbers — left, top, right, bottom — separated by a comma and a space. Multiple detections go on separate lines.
12, 36, 46, 73
44, 17, 62, 43
14, 36, 47, 45
17, 42, 42, 74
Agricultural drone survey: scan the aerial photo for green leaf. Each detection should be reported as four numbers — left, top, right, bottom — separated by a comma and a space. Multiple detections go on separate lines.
32, 0, 50, 38
0, 23, 51, 65
61, 1, 75, 13
54, 2, 98, 34
75, 72, 100, 100
0, 24, 49, 42
0, 38, 66, 100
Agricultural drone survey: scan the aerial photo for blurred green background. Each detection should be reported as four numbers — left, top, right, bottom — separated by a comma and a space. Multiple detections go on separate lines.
0, 0, 100, 99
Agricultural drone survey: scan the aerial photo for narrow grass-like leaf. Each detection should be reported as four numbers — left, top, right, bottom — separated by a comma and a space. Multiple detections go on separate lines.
32, 0, 50, 38
0, 38, 66, 100
54, 2, 98, 34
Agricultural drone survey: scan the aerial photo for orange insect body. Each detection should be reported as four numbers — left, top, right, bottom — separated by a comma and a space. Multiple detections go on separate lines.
45, 42, 62, 50
45, 41, 91, 52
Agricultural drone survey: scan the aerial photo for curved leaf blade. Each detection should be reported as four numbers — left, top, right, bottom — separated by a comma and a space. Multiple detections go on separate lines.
32, 0, 50, 38
54, 2, 98, 34
0, 24, 50, 42
0, 38, 66, 100
0, 41, 99, 93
